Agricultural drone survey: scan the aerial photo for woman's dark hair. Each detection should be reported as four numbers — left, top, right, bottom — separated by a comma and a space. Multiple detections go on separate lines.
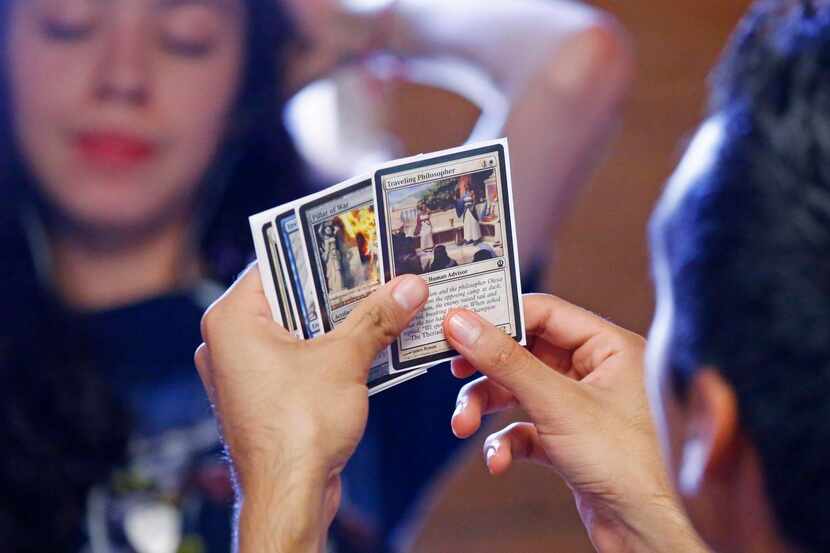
197, 0, 304, 281
652, 1, 830, 551
0, 0, 304, 549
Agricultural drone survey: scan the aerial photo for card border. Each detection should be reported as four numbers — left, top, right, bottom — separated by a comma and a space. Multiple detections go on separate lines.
262, 222, 298, 332
374, 139, 525, 371
274, 204, 320, 340
368, 368, 428, 396
249, 207, 294, 329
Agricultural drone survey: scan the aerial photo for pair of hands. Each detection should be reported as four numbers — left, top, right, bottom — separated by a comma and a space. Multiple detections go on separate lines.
196, 264, 693, 552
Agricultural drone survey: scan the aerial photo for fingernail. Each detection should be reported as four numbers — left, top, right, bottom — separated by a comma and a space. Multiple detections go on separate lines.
392, 276, 428, 311
447, 312, 482, 347
550, 29, 604, 95
453, 397, 467, 418
485, 443, 498, 465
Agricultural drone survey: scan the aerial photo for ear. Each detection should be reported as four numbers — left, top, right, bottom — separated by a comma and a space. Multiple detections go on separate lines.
677, 368, 739, 496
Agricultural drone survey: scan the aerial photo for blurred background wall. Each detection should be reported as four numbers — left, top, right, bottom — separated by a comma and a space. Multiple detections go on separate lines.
374, 1, 753, 550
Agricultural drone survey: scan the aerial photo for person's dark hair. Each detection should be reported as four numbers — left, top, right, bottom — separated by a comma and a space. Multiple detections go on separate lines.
433, 245, 450, 265
196, 0, 304, 281
0, 0, 304, 549
651, 1, 830, 551
473, 248, 495, 262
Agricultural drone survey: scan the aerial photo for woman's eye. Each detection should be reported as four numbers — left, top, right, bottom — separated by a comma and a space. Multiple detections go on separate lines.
36, 0, 96, 43
42, 19, 95, 42
161, 7, 221, 59
161, 36, 216, 58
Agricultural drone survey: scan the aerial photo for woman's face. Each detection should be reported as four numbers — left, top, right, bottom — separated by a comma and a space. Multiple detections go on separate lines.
6, 0, 246, 234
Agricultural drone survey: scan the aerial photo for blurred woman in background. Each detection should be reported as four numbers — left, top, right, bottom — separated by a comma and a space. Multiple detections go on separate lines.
0, 0, 631, 551
0, 1, 302, 551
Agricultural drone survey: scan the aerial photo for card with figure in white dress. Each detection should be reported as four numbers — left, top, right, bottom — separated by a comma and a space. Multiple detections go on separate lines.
373, 139, 525, 372
295, 175, 428, 393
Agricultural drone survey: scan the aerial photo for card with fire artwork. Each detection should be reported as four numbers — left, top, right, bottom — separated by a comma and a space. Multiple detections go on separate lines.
297, 176, 382, 332
296, 175, 428, 391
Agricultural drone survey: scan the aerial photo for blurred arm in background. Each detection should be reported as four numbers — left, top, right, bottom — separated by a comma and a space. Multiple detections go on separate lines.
281, 0, 634, 265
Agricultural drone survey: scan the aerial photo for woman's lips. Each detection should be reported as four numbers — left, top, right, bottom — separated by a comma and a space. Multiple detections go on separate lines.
75, 131, 158, 168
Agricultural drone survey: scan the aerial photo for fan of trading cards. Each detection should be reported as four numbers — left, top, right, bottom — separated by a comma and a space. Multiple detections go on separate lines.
250, 139, 525, 395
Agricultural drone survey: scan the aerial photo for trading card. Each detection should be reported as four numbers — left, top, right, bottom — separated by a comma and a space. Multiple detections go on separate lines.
273, 204, 324, 340
249, 209, 299, 332
296, 176, 382, 334
297, 175, 415, 388
374, 139, 525, 372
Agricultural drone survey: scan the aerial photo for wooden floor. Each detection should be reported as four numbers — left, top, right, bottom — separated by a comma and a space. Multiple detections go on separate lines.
397, 1, 753, 551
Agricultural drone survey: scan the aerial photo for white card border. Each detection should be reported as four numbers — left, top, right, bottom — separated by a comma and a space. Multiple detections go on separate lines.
249, 208, 293, 328
271, 200, 318, 340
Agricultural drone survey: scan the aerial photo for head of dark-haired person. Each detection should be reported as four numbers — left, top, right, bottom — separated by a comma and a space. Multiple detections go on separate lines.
646, 2, 830, 552
0, 0, 302, 550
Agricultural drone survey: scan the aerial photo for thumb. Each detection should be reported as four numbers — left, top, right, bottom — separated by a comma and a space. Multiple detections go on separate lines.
327, 275, 429, 372
203, 261, 272, 324
443, 309, 583, 419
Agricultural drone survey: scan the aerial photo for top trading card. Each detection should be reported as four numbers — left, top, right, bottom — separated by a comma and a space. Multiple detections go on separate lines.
374, 139, 525, 371
296, 176, 397, 382
274, 207, 324, 339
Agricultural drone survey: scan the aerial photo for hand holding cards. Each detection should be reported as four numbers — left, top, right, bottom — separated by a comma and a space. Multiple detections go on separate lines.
249, 139, 525, 394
